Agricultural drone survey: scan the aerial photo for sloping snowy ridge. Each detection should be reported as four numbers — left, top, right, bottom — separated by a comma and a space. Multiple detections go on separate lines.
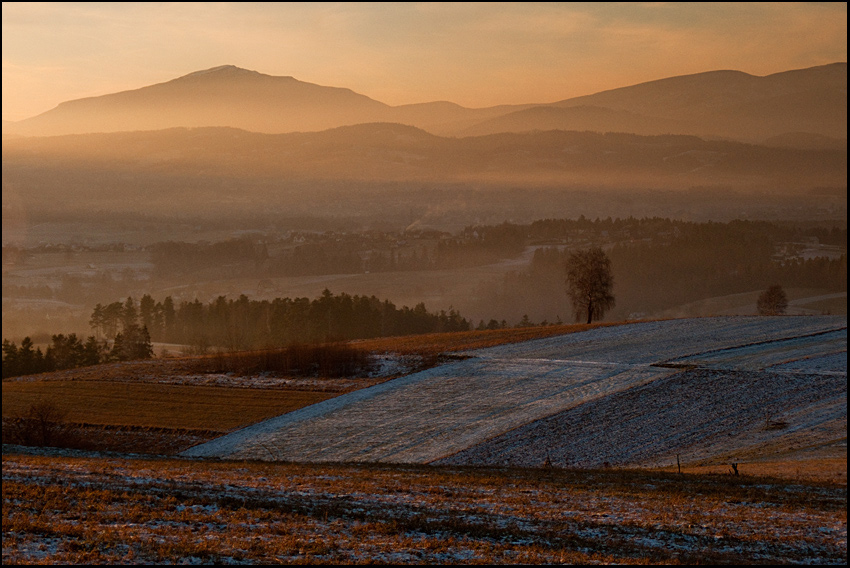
181, 316, 846, 466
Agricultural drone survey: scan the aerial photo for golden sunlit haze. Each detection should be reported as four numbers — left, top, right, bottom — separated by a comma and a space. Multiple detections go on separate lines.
2, 2, 846, 121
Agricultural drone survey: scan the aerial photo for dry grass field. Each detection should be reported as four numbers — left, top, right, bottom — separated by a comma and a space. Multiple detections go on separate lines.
2, 319, 846, 564
2, 449, 846, 565
2, 323, 616, 455
1, 380, 335, 431
351, 321, 618, 355
657, 458, 847, 485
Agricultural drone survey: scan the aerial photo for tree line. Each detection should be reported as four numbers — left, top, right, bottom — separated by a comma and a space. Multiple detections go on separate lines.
90, 289, 470, 352
149, 224, 528, 280
3, 294, 155, 378
146, 217, 846, 281
3, 290, 471, 378
2, 325, 152, 379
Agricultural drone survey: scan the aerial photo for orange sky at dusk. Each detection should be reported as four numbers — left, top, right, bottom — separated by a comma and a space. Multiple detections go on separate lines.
2, 2, 847, 121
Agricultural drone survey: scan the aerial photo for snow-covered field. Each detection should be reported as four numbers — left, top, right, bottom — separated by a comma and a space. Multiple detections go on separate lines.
182, 316, 846, 468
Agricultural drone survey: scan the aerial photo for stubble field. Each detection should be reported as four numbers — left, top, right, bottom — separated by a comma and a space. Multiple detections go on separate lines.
2, 449, 846, 565
2, 317, 846, 564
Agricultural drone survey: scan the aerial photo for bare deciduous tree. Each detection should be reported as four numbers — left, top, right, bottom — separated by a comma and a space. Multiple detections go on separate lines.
5, 401, 71, 447
565, 247, 615, 324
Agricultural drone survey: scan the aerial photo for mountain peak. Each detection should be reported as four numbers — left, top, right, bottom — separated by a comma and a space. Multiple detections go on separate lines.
8, 63, 843, 141
179, 65, 266, 78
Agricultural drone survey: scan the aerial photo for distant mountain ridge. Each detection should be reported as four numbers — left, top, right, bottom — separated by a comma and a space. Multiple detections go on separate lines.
8, 65, 391, 136
549, 63, 847, 141
4, 62, 846, 142
5, 123, 845, 192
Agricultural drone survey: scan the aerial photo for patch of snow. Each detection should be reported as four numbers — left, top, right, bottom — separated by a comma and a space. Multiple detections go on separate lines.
180, 316, 846, 467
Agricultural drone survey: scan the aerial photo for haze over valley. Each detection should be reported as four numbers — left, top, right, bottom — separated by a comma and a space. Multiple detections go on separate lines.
4, 63, 845, 223
5, 62, 846, 141
2, 62, 847, 342
2, 5, 847, 564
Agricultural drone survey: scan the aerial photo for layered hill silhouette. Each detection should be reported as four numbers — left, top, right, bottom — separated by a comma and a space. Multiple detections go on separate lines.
548, 64, 847, 141
4, 63, 846, 221
5, 63, 846, 143
4, 124, 845, 192
463, 63, 849, 141
7, 66, 391, 136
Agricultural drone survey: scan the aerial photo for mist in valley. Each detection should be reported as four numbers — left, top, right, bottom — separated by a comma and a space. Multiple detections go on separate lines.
3, 8, 848, 566
2, 63, 847, 349
3, 185, 846, 346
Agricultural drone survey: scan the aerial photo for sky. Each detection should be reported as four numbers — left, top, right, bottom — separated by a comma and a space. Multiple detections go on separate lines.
2, 2, 847, 121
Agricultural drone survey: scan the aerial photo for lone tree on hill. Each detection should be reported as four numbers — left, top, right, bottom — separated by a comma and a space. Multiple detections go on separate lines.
757, 284, 789, 315
565, 247, 615, 324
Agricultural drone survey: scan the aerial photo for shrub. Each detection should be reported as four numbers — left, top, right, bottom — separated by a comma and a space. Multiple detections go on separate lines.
5, 401, 75, 447
757, 285, 789, 315
209, 343, 374, 377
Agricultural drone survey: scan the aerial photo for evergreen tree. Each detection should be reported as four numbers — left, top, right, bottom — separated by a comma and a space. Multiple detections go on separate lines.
89, 303, 105, 340
82, 336, 105, 366
140, 294, 156, 334
2, 339, 20, 378
110, 324, 153, 361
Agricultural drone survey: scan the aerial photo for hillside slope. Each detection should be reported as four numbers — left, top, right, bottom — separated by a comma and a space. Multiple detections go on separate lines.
182, 316, 846, 468
546, 63, 848, 141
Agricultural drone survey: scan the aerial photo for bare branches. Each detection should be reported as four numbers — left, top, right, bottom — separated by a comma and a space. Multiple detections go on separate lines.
565, 248, 615, 324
